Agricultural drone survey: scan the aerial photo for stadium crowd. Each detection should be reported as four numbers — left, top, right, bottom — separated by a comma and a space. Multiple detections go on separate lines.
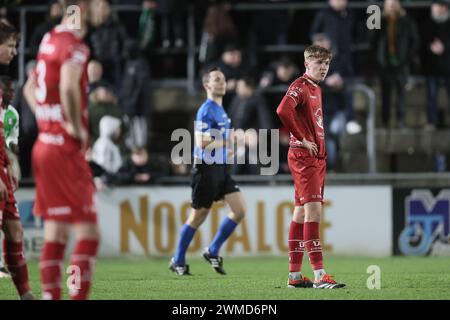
0, 0, 449, 180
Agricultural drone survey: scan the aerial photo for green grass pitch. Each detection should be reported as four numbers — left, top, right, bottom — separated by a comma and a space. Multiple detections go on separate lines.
1, 256, 449, 300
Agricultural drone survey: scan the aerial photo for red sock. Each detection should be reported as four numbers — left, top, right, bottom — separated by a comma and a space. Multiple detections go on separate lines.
288, 221, 304, 272
3, 240, 31, 296
69, 239, 99, 300
304, 222, 323, 270
40, 242, 66, 300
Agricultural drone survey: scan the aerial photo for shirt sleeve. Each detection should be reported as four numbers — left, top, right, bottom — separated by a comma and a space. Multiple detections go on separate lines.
60, 37, 89, 67
276, 82, 305, 142
284, 82, 304, 106
194, 107, 215, 137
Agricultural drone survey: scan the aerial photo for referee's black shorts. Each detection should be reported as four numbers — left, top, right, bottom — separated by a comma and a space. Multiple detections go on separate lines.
190, 163, 240, 209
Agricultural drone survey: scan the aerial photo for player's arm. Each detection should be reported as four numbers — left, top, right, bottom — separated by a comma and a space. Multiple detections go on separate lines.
60, 62, 86, 144
194, 111, 227, 150
276, 86, 318, 156
23, 73, 37, 114
276, 87, 304, 142
195, 132, 226, 150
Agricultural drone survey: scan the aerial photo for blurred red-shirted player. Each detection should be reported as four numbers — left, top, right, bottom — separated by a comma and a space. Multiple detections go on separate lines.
23, 0, 100, 300
276, 45, 345, 289
0, 21, 35, 300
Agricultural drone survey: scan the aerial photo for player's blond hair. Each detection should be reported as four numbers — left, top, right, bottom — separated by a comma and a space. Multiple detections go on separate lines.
304, 44, 332, 61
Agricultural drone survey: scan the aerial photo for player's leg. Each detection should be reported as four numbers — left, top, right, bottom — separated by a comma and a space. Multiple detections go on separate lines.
287, 206, 312, 288
0, 212, 11, 278
286, 149, 312, 287
209, 191, 245, 255
2, 217, 34, 299
70, 222, 100, 300
304, 159, 344, 289
303, 201, 324, 278
202, 191, 246, 275
40, 220, 70, 300
170, 207, 210, 275
303, 201, 343, 289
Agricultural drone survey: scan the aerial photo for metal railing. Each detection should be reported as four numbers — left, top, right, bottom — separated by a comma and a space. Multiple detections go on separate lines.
354, 83, 377, 173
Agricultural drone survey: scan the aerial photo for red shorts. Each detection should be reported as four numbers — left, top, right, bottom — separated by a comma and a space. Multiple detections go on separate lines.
0, 167, 20, 228
287, 148, 326, 206
32, 140, 97, 224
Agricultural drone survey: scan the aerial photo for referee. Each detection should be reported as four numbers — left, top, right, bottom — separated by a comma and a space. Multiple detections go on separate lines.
170, 67, 246, 276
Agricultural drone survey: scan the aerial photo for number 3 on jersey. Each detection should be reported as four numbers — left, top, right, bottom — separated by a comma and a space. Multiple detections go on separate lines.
35, 60, 47, 103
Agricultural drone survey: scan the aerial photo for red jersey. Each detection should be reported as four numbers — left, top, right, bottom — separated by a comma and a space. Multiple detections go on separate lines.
276, 73, 326, 158
34, 25, 90, 152
0, 103, 8, 167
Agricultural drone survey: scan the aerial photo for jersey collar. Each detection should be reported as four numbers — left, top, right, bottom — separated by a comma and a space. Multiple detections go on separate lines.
303, 73, 319, 87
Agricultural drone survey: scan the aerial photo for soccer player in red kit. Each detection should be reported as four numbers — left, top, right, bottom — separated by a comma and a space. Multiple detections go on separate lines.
0, 21, 35, 299
276, 45, 345, 289
23, 0, 100, 300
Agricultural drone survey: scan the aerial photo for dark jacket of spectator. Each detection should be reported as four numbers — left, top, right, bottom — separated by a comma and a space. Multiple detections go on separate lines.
420, 15, 450, 76
310, 5, 354, 76
88, 15, 127, 87
371, 15, 420, 69
89, 16, 127, 63
228, 93, 272, 131
119, 40, 152, 117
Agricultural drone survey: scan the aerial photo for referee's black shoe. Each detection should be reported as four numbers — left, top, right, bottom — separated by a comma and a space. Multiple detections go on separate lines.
169, 258, 191, 276
202, 248, 226, 275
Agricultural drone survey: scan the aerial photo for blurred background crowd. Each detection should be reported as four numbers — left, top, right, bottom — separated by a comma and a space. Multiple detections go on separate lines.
1, 0, 450, 184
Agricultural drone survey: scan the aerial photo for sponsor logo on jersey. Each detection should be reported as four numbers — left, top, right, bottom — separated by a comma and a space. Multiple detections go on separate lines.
314, 107, 323, 129
35, 105, 64, 122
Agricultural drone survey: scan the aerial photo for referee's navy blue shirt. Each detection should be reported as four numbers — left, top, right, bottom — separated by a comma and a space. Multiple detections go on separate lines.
193, 99, 231, 164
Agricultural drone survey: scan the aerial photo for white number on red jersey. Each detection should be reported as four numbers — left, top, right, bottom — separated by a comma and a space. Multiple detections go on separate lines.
35, 60, 47, 104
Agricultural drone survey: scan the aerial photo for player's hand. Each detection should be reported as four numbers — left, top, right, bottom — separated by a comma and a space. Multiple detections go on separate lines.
7, 164, 18, 192
63, 122, 89, 150
135, 173, 151, 183
0, 177, 8, 201
431, 38, 444, 55
227, 147, 235, 159
302, 138, 318, 157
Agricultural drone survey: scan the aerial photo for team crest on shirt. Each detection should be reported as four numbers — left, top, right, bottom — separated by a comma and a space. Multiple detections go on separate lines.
314, 107, 323, 129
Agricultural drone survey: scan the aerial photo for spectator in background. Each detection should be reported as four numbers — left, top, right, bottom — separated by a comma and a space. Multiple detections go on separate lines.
310, 0, 361, 134
228, 76, 272, 174
12, 60, 37, 178
98, 148, 169, 188
420, 0, 450, 130
109, 147, 152, 185
89, 0, 127, 89
260, 57, 298, 88
199, 2, 238, 66
29, 0, 63, 56
157, 0, 187, 49
119, 39, 152, 150
259, 58, 299, 173
312, 34, 348, 171
138, 0, 156, 53
91, 115, 123, 175
210, 43, 247, 108
87, 60, 103, 93
88, 81, 122, 143
0, 5, 9, 22
371, 0, 420, 128
170, 156, 189, 176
